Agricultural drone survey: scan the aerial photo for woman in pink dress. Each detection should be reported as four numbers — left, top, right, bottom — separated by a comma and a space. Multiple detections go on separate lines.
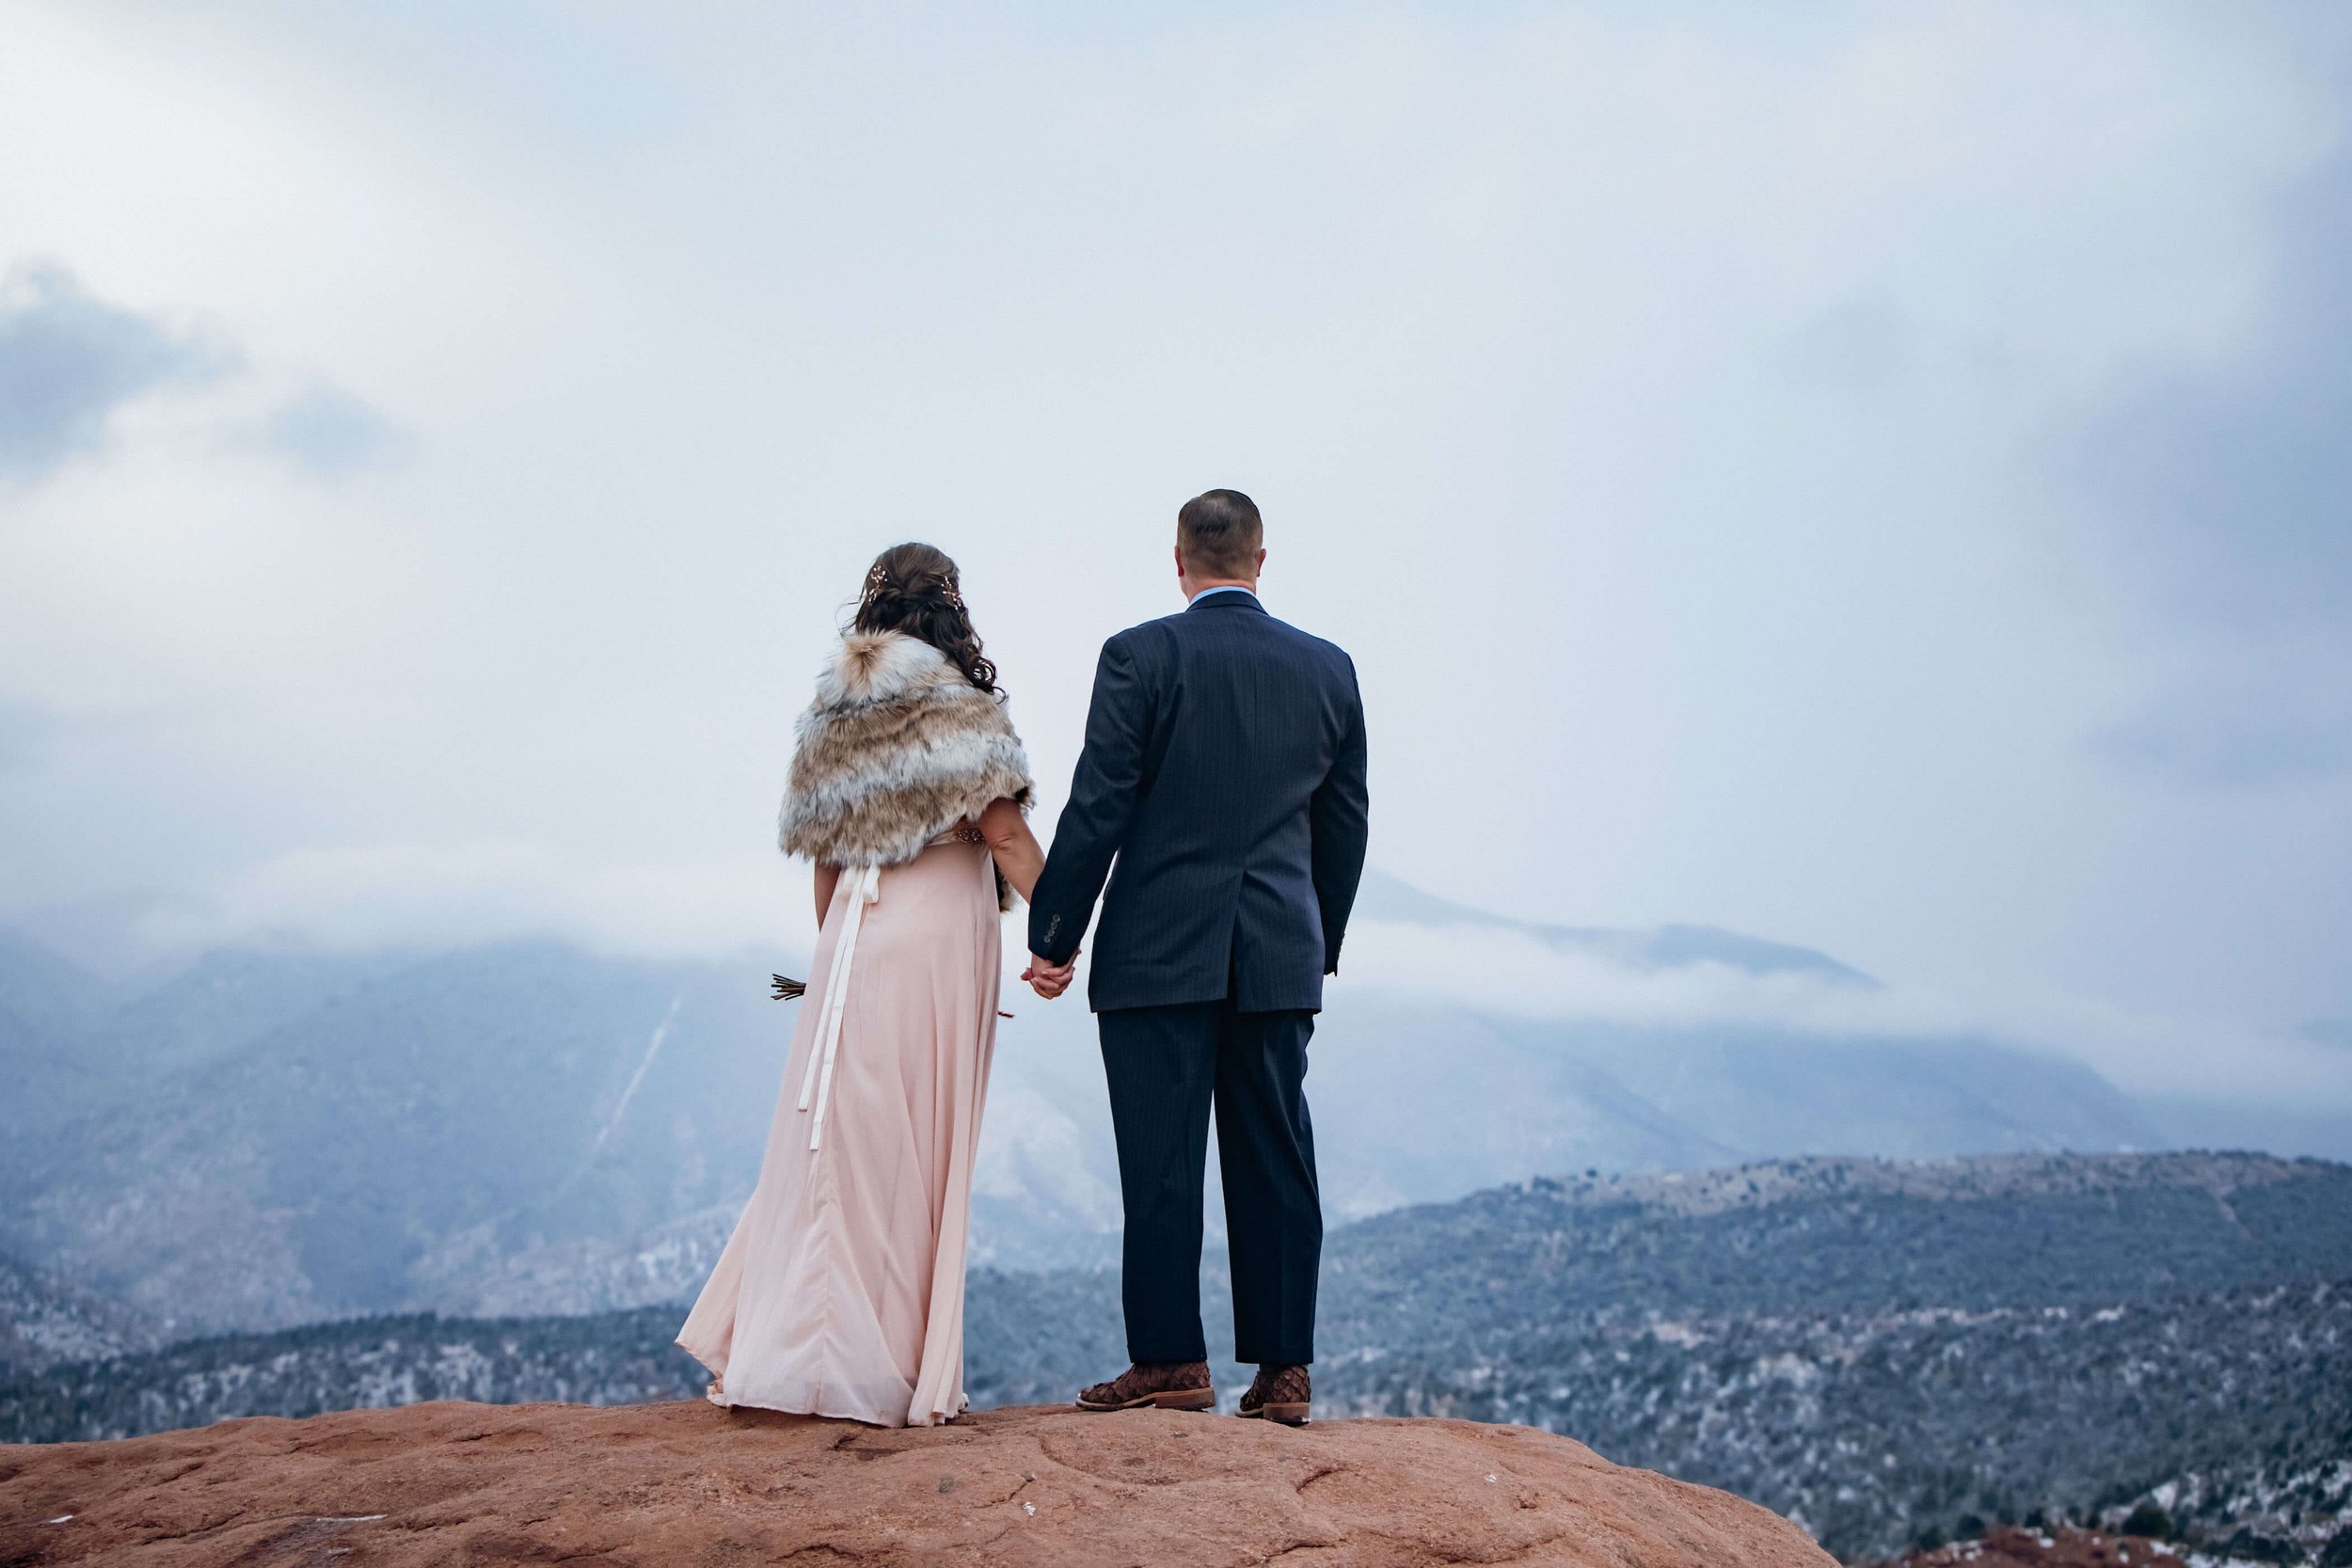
678, 543, 1046, 1428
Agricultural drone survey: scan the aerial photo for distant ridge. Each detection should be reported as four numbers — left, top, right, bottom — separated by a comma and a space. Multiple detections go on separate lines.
0, 913, 2183, 1331
1351, 869, 1879, 985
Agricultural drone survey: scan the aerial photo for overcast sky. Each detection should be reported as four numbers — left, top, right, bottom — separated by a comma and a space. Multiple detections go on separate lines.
2, 2, 2347, 1115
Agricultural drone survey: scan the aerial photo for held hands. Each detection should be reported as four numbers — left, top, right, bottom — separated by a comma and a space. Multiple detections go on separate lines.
1022, 952, 1076, 1000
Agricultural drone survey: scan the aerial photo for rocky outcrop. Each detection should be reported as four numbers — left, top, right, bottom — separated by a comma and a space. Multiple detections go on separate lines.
0, 1399, 1836, 1566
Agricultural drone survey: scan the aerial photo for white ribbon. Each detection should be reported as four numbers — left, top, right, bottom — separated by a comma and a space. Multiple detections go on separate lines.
797, 863, 882, 1151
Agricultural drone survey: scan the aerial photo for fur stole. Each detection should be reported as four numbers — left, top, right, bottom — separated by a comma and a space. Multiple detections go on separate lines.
780, 630, 1033, 907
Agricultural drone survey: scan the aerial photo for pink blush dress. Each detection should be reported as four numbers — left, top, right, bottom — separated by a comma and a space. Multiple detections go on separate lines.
676, 831, 1002, 1427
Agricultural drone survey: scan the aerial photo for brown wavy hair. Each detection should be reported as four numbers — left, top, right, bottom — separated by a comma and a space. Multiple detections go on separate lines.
852, 542, 1001, 696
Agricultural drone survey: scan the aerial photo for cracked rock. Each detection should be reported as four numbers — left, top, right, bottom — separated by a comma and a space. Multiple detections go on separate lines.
0, 1400, 1837, 1566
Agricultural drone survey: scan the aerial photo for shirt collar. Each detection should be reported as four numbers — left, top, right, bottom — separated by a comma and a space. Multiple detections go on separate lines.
1188, 584, 1260, 605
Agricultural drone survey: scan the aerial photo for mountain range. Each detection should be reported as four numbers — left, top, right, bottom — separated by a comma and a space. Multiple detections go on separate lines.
0, 872, 2309, 1337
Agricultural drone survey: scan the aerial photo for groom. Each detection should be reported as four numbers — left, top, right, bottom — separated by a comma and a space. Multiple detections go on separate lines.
1024, 488, 1369, 1425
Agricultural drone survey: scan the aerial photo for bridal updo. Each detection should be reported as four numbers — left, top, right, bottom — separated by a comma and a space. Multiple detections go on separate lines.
853, 543, 1001, 697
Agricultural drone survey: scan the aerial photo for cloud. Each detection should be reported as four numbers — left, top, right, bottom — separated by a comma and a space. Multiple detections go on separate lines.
1333, 917, 1882, 1032
0, 263, 230, 483
0, 266, 403, 488
2090, 660, 2352, 787
1333, 916, 2352, 1113
2070, 150, 2352, 634
260, 384, 409, 477
4, 4, 2351, 1097
2067, 146, 2352, 789
136, 840, 791, 962
0, 701, 58, 770
1780, 295, 1912, 396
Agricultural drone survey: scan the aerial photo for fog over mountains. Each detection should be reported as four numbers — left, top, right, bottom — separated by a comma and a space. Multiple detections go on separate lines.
0, 871, 2317, 1338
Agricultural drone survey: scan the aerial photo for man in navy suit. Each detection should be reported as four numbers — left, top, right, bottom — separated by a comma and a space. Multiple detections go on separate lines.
1025, 488, 1369, 1425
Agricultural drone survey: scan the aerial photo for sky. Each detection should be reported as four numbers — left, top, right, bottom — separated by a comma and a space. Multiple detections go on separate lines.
1, 2, 2348, 1118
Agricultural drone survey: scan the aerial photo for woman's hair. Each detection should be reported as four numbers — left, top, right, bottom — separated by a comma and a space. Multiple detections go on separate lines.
852, 542, 1001, 695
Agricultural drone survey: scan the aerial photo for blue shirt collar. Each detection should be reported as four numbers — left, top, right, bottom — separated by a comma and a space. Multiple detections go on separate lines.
1188, 584, 1259, 605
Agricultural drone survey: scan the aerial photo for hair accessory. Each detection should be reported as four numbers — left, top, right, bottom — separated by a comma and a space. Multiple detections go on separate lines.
864, 562, 889, 598
940, 578, 965, 610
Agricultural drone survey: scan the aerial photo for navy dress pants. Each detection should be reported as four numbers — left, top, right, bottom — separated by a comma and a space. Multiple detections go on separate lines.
1097, 1000, 1322, 1367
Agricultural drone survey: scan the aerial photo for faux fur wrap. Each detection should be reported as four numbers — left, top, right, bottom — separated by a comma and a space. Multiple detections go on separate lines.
780, 630, 1033, 907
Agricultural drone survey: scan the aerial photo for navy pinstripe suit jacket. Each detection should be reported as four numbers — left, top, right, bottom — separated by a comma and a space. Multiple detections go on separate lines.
1027, 590, 1370, 1014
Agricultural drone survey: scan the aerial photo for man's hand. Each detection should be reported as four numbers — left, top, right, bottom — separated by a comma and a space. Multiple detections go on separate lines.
1022, 953, 1076, 1000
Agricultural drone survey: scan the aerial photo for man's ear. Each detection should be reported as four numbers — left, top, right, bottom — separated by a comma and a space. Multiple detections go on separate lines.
1254, 548, 1266, 574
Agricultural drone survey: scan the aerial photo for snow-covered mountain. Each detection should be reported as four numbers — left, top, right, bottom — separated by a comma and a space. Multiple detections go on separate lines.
0, 874, 2199, 1331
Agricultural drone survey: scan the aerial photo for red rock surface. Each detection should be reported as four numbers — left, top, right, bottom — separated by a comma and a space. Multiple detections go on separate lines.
0, 1399, 1837, 1566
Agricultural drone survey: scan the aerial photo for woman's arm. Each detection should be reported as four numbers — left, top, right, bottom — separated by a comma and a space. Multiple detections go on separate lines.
813, 863, 841, 929
978, 797, 1045, 905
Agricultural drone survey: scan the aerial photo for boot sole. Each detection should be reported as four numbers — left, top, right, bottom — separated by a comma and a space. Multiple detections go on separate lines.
1075, 1387, 1216, 1413
1236, 1402, 1311, 1426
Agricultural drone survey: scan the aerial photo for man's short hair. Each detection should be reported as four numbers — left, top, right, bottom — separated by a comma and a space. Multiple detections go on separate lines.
1177, 488, 1263, 579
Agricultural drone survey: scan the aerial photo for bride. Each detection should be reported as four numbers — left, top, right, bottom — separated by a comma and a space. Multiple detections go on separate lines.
677, 543, 1046, 1428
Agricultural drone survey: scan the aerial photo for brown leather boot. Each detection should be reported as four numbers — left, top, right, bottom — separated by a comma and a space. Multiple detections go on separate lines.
1074, 1360, 1216, 1412
1236, 1364, 1310, 1425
